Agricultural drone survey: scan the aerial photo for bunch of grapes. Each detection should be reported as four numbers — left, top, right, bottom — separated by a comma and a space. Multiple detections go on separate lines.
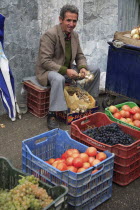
0, 175, 53, 210
83, 123, 135, 146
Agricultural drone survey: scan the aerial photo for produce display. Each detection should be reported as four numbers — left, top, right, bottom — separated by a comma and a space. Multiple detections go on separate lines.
0, 175, 53, 210
83, 123, 135, 146
108, 104, 140, 128
46, 147, 107, 174
131, 26, 140, 40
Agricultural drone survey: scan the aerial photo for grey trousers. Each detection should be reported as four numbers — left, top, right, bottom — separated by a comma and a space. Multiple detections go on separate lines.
48, 68, 100, 112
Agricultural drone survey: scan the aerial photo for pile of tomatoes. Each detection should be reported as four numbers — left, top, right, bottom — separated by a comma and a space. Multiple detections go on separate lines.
109, 104, 140, 128
45, 147, 107, 174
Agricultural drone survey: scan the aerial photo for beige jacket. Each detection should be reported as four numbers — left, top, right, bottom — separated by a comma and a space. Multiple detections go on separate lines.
36, 24, 87, 86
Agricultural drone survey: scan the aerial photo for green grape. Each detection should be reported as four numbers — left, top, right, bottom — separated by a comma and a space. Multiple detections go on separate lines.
0, 175, 53, 209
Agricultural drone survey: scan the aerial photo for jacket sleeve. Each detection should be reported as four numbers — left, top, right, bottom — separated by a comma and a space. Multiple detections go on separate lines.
39, 32, 62, 71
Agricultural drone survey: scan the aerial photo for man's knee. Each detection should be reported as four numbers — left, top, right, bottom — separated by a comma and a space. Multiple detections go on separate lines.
53, 74, 65, 84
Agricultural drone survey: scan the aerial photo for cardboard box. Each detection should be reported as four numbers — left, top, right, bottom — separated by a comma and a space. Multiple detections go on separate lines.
57, 106, 99, 124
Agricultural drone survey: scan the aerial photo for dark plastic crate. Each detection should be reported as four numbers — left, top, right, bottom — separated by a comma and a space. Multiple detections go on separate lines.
22, 129, 114, 208
0, 156, 68, 210
70, 112, 140, 185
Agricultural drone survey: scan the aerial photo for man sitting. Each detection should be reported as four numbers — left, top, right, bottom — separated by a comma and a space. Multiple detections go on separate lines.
36, 4, 100, 129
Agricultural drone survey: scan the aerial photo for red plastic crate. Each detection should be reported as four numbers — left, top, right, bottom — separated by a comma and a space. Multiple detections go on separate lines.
71, 112, 140, 185
28, 102, 49, 118
113, 158, 140, 173
71, 112, 140, 159
113, 166, 140, 186
24, 81, 50, 118
28, 93, 49, 104
28, 97, 49, 109
24, 81, 50, 99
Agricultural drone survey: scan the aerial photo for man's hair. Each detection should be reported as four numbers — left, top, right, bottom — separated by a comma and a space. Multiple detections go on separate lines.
60, 4, 79, 20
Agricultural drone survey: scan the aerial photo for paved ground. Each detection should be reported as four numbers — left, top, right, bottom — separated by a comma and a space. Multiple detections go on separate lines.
0, 93, 140, 210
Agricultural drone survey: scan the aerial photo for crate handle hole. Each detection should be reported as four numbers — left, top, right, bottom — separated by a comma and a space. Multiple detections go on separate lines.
35, 137, 48, 144
81, 119, 90, 125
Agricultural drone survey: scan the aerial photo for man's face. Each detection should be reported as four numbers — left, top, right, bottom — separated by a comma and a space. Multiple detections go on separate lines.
59, 12, 78, 34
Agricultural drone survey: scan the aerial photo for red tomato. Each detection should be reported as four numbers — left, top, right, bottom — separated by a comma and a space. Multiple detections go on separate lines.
65, 148, 80, 157
88, 157, 95, 165
67, 166, 77, 173
77, 167, 85, 173
85, 147, 97, 157
61, 152, 68, 159
91, 169, 99, 174
130, 106, 140, 114
66, 157, 74, 166
71, 149, 80, 154
56, 162, 67, 171
52, 160, 59, 168
121, 105, 131, 112
79, 153, 89, 162
91, 159, 101, 166
48, 158, 55, 165
133, 113, 140, 120
113, 112, 121, 119
72, 157, 83, 168
83, 162, 91, 169
71, 153, 80, 158
124, 111, 130, 118
120, 110, 127, 117
120, 117, 127, 123
55, 158, 61, 161
96, 152, 107, 161
133, 120, 140, 128
108, 105, 118, 113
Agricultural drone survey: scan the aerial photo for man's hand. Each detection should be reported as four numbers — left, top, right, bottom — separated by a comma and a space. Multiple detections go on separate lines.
66, 69, 79, 79
79, 68, 88, 78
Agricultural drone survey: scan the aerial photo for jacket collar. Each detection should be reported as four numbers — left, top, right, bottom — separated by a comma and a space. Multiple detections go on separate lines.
57, 24, 77, 57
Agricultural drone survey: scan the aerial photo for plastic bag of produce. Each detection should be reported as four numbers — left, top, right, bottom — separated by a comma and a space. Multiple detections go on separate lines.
64, 86, 95, 113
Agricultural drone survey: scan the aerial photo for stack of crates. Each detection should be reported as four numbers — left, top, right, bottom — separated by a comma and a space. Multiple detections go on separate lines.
24, 81, 50, 118
71, 112, 140, 186
22, 129, 115, 209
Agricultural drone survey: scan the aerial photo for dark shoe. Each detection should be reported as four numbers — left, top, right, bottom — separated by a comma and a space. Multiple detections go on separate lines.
47, 113, 59, 130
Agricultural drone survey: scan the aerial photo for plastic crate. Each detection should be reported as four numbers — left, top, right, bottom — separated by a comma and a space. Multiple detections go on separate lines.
24, 81, 50, 118
57, 106, 99, 125
0, 156, 68, 210
28, 102, 49, 118
22, 129, 114, 209
113, 166, 140, 186
70, 112, 140, 185
24, 81, 50, 99
27, 97, 49, 110
105, 101, 140, 131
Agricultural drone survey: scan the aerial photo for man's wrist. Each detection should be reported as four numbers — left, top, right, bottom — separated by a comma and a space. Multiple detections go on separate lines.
78, 65, 87, 71
58, 66, 67, 75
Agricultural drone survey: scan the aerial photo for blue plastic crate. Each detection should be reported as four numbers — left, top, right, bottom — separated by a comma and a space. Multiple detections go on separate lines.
22, 129, 114, 208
